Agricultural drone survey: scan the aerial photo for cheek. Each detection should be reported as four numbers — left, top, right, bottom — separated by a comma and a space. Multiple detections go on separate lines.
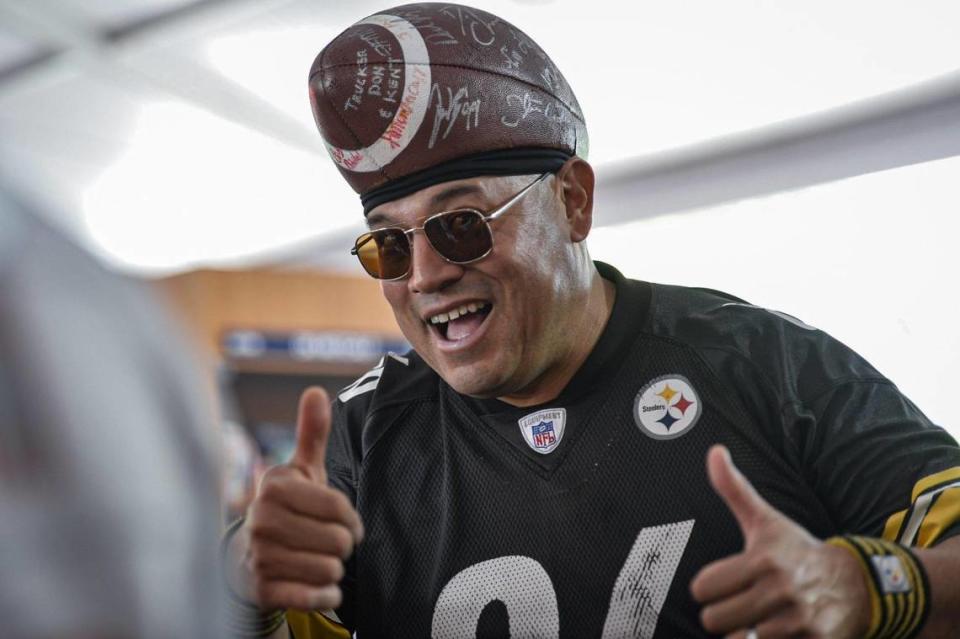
382, 284, 414, 323
508, 219, 572, 296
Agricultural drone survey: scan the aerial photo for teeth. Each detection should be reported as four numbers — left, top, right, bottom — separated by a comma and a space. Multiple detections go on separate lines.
429, 302, 487, 325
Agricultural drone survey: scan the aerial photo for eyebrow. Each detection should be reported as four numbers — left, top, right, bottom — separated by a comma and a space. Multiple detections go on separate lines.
430, 184, 484, 208
366, 183, 486, 228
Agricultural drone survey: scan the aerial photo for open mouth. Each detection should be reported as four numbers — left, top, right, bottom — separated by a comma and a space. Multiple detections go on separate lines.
428, 302, 492, 342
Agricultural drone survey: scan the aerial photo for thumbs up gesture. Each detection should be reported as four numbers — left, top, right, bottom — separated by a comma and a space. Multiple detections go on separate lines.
690, 445, 870, 638
236, 387, 364, 611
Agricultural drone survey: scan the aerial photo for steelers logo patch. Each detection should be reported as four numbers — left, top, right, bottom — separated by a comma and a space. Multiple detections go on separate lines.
633, 375, 702, 440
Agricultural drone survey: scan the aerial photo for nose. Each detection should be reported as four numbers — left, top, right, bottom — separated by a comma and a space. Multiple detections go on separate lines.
407, 231, 463, 294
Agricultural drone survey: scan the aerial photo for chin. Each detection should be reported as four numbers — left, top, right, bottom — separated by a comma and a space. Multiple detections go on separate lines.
440, 362, 508, 399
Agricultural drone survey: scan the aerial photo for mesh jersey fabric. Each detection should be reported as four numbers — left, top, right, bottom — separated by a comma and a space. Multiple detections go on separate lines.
321, 261, 960, 638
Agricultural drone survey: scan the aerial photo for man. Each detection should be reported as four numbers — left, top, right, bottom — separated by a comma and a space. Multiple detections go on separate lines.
225, 4, 960, 637
0, 186, 226, 637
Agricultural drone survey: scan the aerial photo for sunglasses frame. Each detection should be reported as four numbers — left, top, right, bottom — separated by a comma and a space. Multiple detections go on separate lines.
351, 171, 551, 281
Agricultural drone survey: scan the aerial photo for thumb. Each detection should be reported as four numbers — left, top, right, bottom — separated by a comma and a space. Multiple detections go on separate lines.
290, 386, 332, 482
706, 444, 776, 542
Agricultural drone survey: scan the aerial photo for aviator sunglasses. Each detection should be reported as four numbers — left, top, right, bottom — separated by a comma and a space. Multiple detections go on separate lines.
351, 172, 551, 280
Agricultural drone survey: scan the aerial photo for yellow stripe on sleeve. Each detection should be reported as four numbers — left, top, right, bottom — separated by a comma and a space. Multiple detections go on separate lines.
916, 487, 960, 548
881, 466, 960, 547
286, 610, 351, 639
909, 466, 960, 502
882, 509, 907, 543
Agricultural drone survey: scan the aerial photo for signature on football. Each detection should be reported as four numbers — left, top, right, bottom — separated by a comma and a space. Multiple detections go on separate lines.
501, 92, 565, 128
428, 84, 481, 149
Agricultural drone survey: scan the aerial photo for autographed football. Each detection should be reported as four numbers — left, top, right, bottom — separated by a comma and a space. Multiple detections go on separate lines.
308, 2, 589, 197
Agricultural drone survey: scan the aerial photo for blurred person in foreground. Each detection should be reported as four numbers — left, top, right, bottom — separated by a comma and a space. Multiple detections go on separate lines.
0, 186, 226, 637
224, 4, 960, 638
223, 418, 267, 523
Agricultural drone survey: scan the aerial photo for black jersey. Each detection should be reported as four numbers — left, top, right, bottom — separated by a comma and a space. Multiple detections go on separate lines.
296, 262, 960, 638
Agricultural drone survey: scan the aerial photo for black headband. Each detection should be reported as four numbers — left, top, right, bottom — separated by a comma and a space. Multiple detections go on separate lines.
361, 147, 572, 215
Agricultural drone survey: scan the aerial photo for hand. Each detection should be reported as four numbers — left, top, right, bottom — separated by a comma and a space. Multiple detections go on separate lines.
237, 387, 364, 611
690, 445, 870, 638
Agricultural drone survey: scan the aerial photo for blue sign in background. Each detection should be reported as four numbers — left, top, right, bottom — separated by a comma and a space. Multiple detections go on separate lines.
223, 330, 409, 364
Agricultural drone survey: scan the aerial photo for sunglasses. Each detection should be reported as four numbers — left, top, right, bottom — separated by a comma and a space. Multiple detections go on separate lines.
351, 172, 551, 280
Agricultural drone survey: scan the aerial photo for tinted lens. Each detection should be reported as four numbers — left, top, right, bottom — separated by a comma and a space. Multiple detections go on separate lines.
354, 229, 411, 279
424, 210, 492, 263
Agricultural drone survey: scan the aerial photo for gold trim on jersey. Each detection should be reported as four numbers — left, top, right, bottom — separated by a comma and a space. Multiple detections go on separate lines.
882, 466, 960, 547
287, 610, 351, 639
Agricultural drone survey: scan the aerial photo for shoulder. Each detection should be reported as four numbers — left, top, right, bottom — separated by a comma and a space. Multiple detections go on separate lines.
646, 282, 886, 402
329, 350, 439, 470
335, 350, 437, 413
649, 282, 816, 350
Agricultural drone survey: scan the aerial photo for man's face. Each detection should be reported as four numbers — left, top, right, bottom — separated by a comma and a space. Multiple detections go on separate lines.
366, 173, 581, 400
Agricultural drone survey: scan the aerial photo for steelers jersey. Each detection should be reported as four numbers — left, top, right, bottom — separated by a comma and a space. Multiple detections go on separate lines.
300, 261, 960, 638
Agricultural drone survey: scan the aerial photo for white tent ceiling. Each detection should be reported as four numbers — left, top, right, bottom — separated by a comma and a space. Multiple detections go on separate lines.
1, 0, 959, 271
1, 0, 958, 433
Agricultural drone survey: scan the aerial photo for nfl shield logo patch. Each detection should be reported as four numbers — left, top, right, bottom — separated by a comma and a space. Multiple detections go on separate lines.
518, 408, 566, 454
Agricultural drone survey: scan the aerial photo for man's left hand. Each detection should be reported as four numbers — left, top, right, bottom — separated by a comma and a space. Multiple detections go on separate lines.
690, 445, 871, 638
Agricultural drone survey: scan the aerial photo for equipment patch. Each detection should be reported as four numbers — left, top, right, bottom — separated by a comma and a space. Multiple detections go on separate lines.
518, 408, 566, 454
633, 375, 701, 440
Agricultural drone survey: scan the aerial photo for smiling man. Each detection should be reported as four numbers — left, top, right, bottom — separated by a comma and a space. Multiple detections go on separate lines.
224, 4, 960, 638
363, 168, 610, 407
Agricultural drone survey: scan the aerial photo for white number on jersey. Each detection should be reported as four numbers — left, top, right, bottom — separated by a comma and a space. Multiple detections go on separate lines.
431, 520, 695, 638
431, 556, 559, 638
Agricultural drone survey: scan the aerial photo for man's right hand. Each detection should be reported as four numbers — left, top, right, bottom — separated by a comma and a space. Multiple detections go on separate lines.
232, 386, 364, 612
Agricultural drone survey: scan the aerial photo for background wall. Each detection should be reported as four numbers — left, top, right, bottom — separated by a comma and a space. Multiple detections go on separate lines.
155, 268, 401, 357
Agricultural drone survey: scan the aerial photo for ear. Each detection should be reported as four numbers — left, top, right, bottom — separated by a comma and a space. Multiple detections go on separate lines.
556, 157, 595, 242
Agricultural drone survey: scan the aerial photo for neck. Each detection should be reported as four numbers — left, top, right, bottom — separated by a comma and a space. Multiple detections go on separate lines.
497, 269, 616, 408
